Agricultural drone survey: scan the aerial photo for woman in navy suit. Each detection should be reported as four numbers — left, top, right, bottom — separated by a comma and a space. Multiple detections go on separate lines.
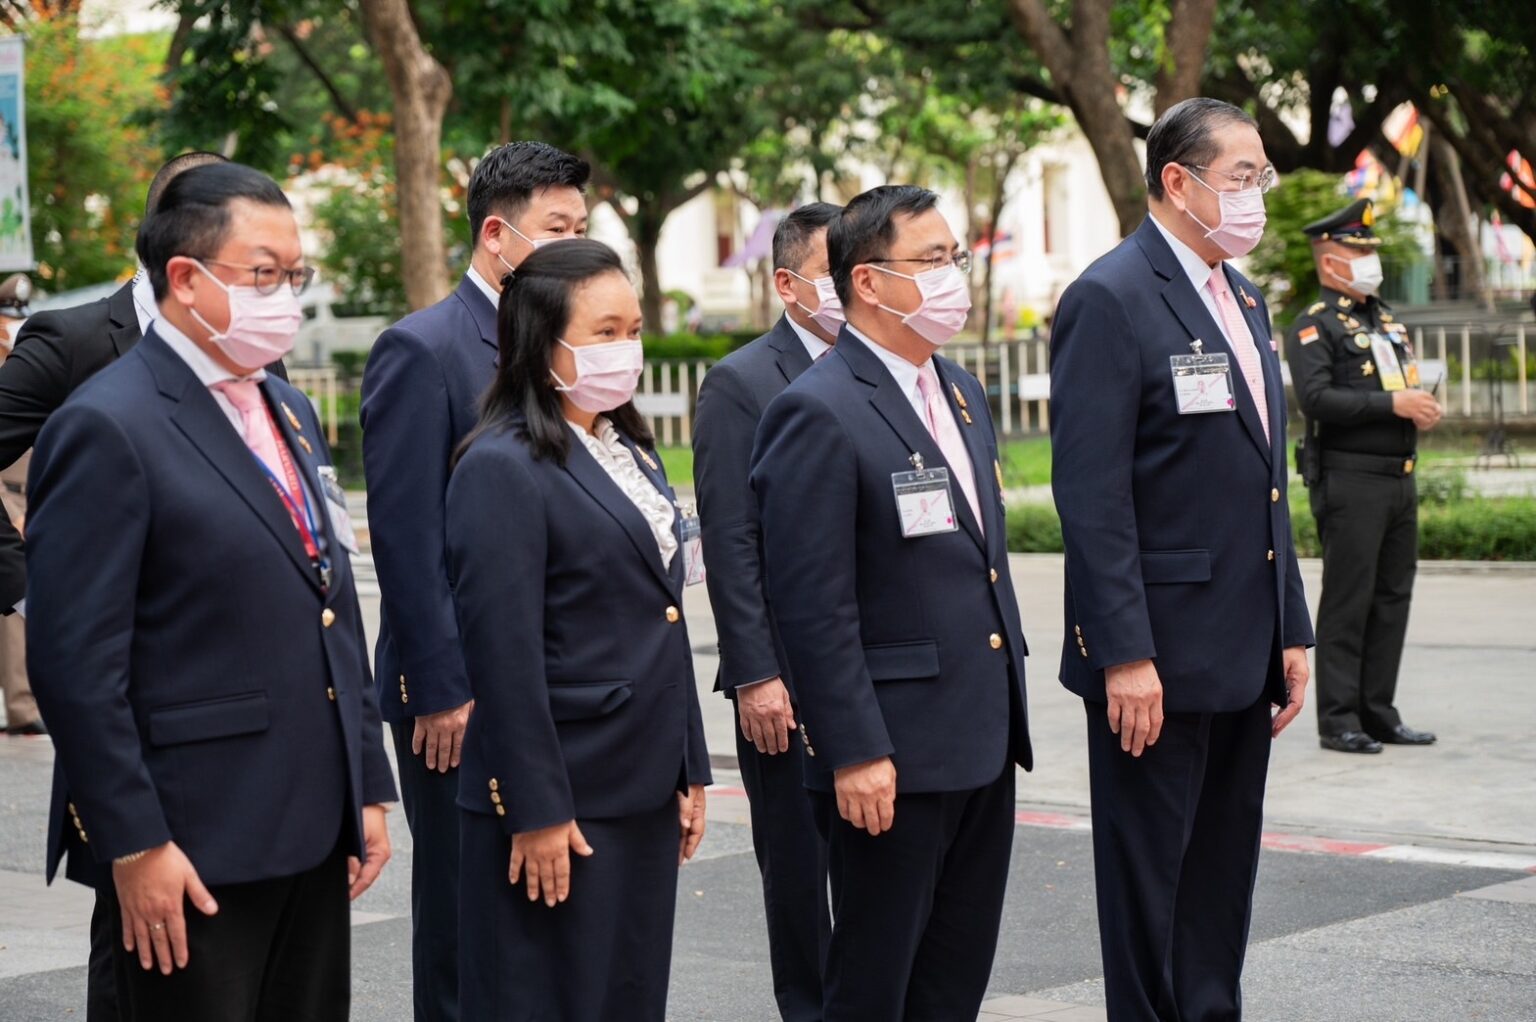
446, 239, 711, 1020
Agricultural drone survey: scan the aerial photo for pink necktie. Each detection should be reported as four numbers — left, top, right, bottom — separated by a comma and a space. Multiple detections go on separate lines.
214, 379, 287, 481
1207, 265, 1269, 444
916, 364, 983, 535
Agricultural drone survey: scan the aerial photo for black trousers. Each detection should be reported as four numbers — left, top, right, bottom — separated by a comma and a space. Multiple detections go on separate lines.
1310, 469, 1417, 736
88, 889, 119, 1022
734, 700, 832, 1022
459, 801, 681, 1021
105, 843, 350, 1022
391, 721, 461, 1022
1084, 695, 1272, 1022
812, 765, 1015, 1022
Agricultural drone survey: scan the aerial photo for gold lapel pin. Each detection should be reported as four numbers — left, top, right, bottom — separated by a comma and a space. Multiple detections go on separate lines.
950, 382, 968, 409
636, 447, 659, 471
994, 459, 1004, 492
1238, 286, 1257, 309
296, 435, 314, 454
959, 408, 974, 425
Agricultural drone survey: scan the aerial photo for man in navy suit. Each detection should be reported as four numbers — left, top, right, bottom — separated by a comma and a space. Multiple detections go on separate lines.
1050, 98, 1314, 1021
752, 185, 1032, 1021
25, 162, 395, 1020
694, 202, 841, 1021
359, 140, 589, 1022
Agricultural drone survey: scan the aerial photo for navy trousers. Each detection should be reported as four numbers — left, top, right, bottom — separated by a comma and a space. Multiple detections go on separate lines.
391, 721, 461, 1022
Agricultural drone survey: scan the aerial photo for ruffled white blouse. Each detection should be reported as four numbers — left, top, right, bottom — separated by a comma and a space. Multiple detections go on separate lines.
571, 417, 678, 569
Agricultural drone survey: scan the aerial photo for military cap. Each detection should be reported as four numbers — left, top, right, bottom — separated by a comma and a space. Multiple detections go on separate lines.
1302, 198, 1381, 247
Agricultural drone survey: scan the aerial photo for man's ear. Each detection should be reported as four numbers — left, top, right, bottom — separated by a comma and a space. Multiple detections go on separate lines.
772, 268, 798, 307
849, 264, 881, 307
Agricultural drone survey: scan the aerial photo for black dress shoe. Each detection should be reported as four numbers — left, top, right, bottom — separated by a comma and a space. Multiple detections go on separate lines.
6, 720, 46, 736
1371, 724, 1437, 745
1319, 730, 1383, 754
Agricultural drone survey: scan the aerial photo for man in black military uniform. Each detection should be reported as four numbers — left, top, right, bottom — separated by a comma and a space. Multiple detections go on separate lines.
1288, 198, 1442, 754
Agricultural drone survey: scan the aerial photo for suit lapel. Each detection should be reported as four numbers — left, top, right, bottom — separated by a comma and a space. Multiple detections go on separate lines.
767, 316, 815, 386
933, 361, 993, 554
619, 433, 685, 593
140, 334, 321, 592
1235, 287, 1285, 461
265, 383, 352, 595
455, 274, 499, 366
562, 427, 676, 596
107, 282, 142, 357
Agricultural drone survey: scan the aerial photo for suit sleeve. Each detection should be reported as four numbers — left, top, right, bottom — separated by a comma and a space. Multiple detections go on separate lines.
446, 447, 573, 834
360, 326, 472, 716
0, 312, 77, 607
1267, 301, 1316, 650
693, 362, 781, 690
26, 403, 172, 861
1049, 278, 1157, 669
1289, 316, 1395, 424
751, 390, 893, 771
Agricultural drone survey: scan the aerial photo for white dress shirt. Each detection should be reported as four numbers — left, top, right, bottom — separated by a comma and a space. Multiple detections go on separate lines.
847, 325, 930, 424
570, 416, 678, 569
1148, 213, 1234, 348
131, 269, 157, 336
785, 314, 831, 363
465, 267, 500, 309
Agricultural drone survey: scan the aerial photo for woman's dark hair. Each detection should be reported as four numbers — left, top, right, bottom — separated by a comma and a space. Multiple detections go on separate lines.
454, 238, 654, 467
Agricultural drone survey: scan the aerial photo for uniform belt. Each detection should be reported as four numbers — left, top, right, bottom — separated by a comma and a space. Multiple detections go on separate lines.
1321, 451, 1417, 477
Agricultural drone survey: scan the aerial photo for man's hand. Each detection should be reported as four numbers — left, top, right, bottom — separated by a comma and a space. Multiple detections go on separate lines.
113, 842, 219, 975
736, 678, 796, 755
1272, 647, 1311, 738
678, 784, 707, 864
834, 756, 896, 837
510, 820, 593, 908
1391, 389, 1443, 431
411, 699, 474, 773
348, 804, 392, 901
1105, 659, 1164, 757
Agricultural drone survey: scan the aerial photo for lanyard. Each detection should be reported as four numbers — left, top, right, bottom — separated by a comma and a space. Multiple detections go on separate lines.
251, 399, 329, 588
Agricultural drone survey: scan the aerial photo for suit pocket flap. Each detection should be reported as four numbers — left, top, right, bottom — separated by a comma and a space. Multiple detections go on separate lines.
148, 692, 269, 747
1139, 549, 1212, 584
548, 680, 634, 722
864, 641, 941, 682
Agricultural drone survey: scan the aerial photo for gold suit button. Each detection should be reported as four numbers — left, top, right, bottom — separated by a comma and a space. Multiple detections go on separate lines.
989, 568, 998, 583
490, 791, 502, 805
321, 608, 336, 628
494, 805, 506, 817
665, 606, 680, 624
1074, 625, 1082, 636
1080, 648, 1089, 658
489, 779, 500, 792
989, 633, 1003, 650
1267, 549, 1276, 562
326, 687, 336, 701
1271, 488, 1280, 503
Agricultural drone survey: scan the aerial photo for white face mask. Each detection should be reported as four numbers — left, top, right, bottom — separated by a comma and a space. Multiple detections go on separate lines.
868, 263, 972, 346
489, 217, 569, 275
786, 269, 845, 334
188, 261, 304, 369
1332, 252, 1384, 297
550, 338, 644, 413
1184, 172, 1268, 258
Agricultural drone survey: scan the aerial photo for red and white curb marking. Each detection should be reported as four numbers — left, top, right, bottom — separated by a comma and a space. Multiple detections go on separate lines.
708, 788, 1536, 874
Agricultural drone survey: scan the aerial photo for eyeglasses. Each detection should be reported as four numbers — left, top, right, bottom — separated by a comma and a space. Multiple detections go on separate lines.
1183, 163, 1277, 194
204, 259, 317, 296
868, 251, 974, 275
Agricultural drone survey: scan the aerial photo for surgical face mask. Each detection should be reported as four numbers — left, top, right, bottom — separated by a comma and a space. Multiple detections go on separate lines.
787, 270, 845, 334
550, 338, 644, 413
188, 261, 303, 368
868, 263, 972, 346
490, 217, 567, 275
1332, 252, 1384, 297
1185, 172, 1267, 258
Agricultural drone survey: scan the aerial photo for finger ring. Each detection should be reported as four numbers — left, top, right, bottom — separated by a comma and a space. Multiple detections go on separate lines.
150, 922, 165, 931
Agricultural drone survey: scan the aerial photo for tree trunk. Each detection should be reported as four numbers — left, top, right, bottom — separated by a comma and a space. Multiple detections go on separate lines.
1007, 0, 1147, 235
636, 212, 665, 333
1153, 0, 1218, 116
1429, 134, 1487, 305
360, 0, 452, 311
980, 151, 1021, 347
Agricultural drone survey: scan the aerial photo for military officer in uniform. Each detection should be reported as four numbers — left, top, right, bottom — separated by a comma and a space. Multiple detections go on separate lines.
1288, 198, 1442, 754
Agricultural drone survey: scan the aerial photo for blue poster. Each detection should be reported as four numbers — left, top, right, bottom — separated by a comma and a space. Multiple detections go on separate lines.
0, 37, 32, 272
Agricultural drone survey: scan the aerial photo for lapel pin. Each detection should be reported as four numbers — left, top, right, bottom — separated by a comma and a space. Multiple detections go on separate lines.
1238, 286, 1257, 309
994, 459, 1004, 492
959, 408, 974, 425
296, 435, 314, 454
635, 447, 659, 472
281, 402, 303, 432
949, 382, 968, 409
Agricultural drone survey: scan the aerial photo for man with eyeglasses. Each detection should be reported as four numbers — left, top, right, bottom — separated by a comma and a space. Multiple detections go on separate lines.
25, 161, 395, 1020
1050, 98, 1313, 1020
0, 149, 291, 1022
752, 185, 1032, 1020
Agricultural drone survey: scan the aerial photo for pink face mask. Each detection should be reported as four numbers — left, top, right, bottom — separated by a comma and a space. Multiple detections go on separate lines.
869, 263, 972, 346
1185, 172, 1267, 258
787, 270, 846, 334
188, 261, 304, 369
550, 338, 644, 412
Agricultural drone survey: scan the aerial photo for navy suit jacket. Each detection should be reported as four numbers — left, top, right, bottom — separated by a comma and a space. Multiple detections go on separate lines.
26, 329, 395, 888
750, 329, 1032, 794
446, 420, 712, 832
360, 275, 498, 721
692, 315, 812, 696
1049, 216, 1314, 713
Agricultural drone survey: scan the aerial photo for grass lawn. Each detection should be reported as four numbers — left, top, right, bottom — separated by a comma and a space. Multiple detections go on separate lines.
658, 445, 694, 488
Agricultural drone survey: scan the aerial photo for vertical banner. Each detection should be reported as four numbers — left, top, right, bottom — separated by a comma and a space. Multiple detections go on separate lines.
0, 37, 30, 272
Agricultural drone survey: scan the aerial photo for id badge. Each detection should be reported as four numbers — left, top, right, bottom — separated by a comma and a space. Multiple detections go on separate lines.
316, 466, 361, 555
1169, 353, 1235, 414
892, 468, 958, 538
1369, 334, 1407, 392
678, 503, 705, 586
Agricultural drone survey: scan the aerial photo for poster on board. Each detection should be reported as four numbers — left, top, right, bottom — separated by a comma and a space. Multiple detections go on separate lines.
0, 37, 32, 273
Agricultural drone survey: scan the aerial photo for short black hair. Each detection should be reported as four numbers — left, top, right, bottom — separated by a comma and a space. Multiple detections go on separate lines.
137, 162, 291, 300
455, 238, 653, 468
466, 141, 591, 243
1144, 98, 1259, 201
772, 202, 842, 272
145, 151, 227, 217
827, 185, 939, 305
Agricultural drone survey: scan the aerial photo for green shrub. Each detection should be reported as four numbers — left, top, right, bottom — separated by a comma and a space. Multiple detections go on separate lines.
1004, 502, 1064, 553
642, 332, 736, 361
1416, 469, 1468, 507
